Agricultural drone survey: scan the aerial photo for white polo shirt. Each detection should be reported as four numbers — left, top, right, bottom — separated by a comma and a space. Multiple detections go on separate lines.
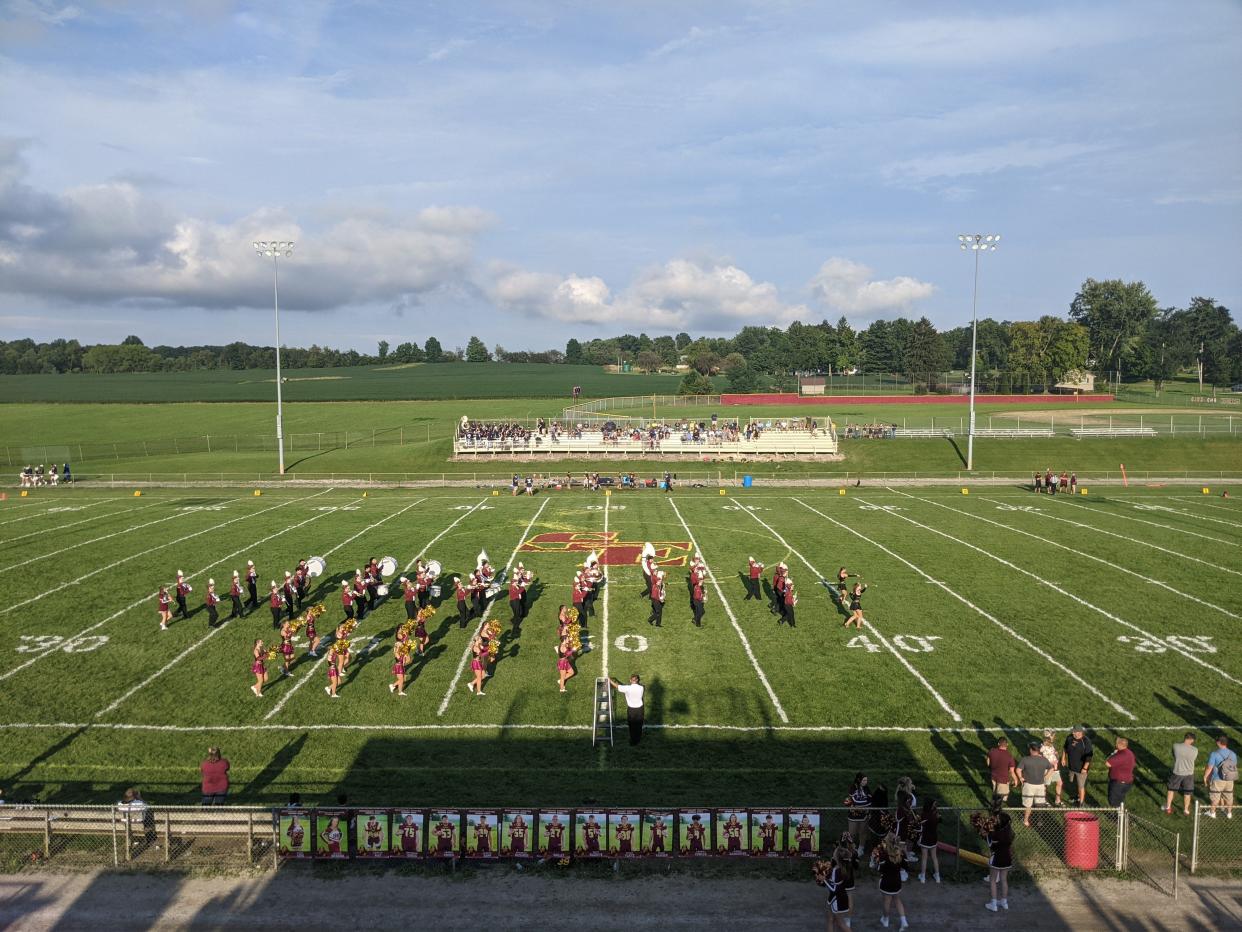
615, 683, 645, 709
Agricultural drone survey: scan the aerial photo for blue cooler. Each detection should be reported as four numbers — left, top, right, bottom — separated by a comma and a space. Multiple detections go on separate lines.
742, 475, 753, 488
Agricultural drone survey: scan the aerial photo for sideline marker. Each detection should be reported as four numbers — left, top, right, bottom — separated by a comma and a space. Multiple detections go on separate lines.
1080, 488, 1089, 495
133, 490, 142, 497
491, 490, 499, 496
19, 491, 28, 498
719, 489, 726, 496
253, 489, 262, 496
838, 489, 846, 496
363, 491, 369, 498
605, 489, 611, 497
1202, 487, 1211, 495
961, 487, 969, 495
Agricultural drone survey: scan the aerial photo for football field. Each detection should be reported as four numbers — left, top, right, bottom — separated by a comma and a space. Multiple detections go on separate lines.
1, 485, 1240, 813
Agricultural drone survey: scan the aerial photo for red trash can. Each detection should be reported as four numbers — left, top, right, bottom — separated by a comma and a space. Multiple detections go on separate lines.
1064, 811, 1100, 869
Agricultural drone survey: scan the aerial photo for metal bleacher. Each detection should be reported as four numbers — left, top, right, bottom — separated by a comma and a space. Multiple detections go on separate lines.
454, 423, 839, 458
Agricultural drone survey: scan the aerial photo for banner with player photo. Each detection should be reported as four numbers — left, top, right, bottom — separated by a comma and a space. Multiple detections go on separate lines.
607, 810, 640, 859
314, 809, 349, 860
428, 810, 460, 859
642, 811, 674, 858
679, 810, 710, 857
749, 809, 784, 858
465, 810, 500, 859
354, 810, 390, 858
788, 810, 820, 858
716, 809, 747, 857
502, 811, 535, 858
392, 810, 424, 859
575, 811, 607, 858
277, 809, 311, 859
537, 810, 571, 859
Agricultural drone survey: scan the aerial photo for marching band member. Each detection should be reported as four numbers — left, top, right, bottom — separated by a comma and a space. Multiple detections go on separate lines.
782, 576, 797, 627
269, 582, 284, 628
279, 619, 295, 675
746, 556, 764, 600
690, 568, 706, 628
365, 558, 381, 610
174, 572, 190, 619
454, 576, 469, 628
516, 563, 531, 619
845, 581, 868, 629
341, 579, 355, 621
157, 585, 172, 631
479, 558, 495, 587
246, 560, 259, 609
402, 576, 417, 620
571, 571, 586, 615
649, 570, 666, 628
771, 563, 787, 616
389, 644, 408, 696
205, 580, 221, 627
641, 552, 657, 598
229, 571, 245, 619
296, 560, 310, 610
508, 574, 524, 630
416, 566, 431, 610
251, 639, 268, 697
466, 635, 487, 696
352, 570, 368, 620
469, 569, 486, 620
281, 572, 296, 621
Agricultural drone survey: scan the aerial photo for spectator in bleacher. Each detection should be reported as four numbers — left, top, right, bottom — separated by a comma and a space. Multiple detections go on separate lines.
200, 746, 231, 806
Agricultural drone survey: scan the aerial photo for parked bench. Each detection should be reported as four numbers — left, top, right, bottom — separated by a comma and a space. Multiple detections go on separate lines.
972, 428, 1056, 439
1069, 427, 1158, 438
892, 429, 956, 439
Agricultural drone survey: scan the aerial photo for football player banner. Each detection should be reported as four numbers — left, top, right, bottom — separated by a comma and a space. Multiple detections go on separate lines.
315, 809, 349, 860
466, 810, 499, 859
642, 811, 674, 858
355, 810, 390, 858
750, 809, 784, 858
502, 811, 534, 858
392, 810, 425, 859
277, 809, 311, 859
429, 810, 460, 859
679, 810, 711, 857
608, 810, 640, 859
576, 811, 607, 858
716, 809, 747, 857
537, 810, 571, 859
789, 810, 820, 858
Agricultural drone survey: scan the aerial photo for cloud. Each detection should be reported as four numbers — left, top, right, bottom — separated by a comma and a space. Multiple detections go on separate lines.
882, 140, 1106, 186
0, 140, 494, 312
649, 25, 718, 59
808, 257, 935, 317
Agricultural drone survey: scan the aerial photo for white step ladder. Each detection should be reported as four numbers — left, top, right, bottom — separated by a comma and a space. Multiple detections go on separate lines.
592, 677, 613, 747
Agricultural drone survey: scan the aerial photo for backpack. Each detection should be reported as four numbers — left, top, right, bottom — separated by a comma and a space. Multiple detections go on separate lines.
1219, 751, 1239, 781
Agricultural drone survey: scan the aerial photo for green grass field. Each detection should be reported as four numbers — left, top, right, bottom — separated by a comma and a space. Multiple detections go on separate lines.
1, 485, 1239, 818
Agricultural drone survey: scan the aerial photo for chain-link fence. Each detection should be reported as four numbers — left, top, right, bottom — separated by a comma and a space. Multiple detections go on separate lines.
1191, 799, 1242, 874
1121, 812, 1181, 897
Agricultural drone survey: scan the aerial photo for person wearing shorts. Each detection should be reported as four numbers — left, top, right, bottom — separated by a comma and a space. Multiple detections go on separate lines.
1017, 743, 1052, 827
1204, 736, 1238, 819
1165, 732, 1198, 815
986, 737, 1017, 802
1040, 730, 1064, 806
1062, 726, 1094, 805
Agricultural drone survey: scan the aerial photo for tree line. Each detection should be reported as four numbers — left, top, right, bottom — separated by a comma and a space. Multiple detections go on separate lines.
3, 279, 1236, 392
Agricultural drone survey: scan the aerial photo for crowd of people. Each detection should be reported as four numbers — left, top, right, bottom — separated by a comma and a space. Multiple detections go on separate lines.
842, 422, 896, 439
17, 463, 71, 487
456, 415, 831, 450
1032, 468, 1078, 493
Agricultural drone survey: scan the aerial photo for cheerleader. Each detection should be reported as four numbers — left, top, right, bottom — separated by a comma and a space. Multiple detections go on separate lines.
917, 799, 941, 883
228, 571, 245, 619
816, 850, 852, 931
466, 635, 487, 696
556, 636, 576, 692
845, 581, 867, 629
320, 815, 343, 855
389, 644, 408, 696
872, 834, 908, 930
985, 803, 1014, 912
204, 580, 221, 627
414, 610, 430, 656
305, 610, 320, 658
250, 639, 268, 697
557, 604, 571, 641
157, 586, 172, 631
278, 619, 295, 676
836, 566, 856, 605
844, 773, 872, 848
268, 583, 284, 629
325, 656, 340, 698
334, 622, 352, 673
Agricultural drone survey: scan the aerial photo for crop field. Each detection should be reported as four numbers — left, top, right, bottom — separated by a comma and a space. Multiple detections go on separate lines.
1, 485, 1239, 815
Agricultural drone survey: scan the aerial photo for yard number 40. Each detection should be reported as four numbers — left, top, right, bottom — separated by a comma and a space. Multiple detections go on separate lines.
847, 634, 941, 653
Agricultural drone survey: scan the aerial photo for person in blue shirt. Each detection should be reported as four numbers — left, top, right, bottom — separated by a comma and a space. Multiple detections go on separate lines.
1203, 736, 1237, 819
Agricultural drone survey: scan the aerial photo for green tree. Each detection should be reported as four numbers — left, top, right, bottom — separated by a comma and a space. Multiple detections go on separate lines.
678, 370, 715, 394
377, 340, 389, 361
121, 334, 145, 346
423, 337, 443, 362
1069, 278, 1158, 377
674, 331, 692, 350
635, 350, 663, 373
902, 317, 948, 387
565, 338, 584, 364
465, 336, 490, 362
652, 335, 678, 366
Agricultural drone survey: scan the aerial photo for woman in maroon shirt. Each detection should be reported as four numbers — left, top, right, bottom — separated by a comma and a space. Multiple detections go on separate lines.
200, 747, 230, 806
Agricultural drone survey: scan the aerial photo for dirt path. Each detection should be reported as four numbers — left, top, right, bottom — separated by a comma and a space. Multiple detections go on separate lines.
1, 869, 1238, 931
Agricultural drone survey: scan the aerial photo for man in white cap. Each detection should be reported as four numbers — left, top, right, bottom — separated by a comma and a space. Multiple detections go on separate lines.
229, 570, 245, 619
648, 570, 666, 628
245, 560, 259, 610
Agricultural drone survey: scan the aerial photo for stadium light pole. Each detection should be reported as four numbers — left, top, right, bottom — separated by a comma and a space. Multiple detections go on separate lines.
958, 233, 1000, 472
254, 241, 294, 475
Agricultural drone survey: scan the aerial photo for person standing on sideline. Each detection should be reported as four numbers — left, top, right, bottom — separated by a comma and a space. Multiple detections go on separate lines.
984, 802, 1014, 913
986, 737, 1018, 803
1017, 742, 1052, 827
1204, 736, 1238, 819
200, 747, 230, 806
610, 674, 645, 746
1105, 737, 1136, 807
1040, 730, 1064, 806
1165, 732, 1199, 815
1062, 725, 1094, 805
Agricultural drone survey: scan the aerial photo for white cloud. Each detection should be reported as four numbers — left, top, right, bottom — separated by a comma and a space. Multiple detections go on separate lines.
882, 140, 1106, 185
808, 257, 935, 317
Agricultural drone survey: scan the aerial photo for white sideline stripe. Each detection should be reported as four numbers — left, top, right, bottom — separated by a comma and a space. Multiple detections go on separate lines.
1053, 496, 1237, 548
602, 496, 610, 680
793, 498, 1135, 720
0, 499, 197, 572
0, 490, 337, 684
0, 498, 120, 527
669, 497, 789, 724
438, 497, 551, 716
93, 498, 372, 717
0, 493, 260, 614
2, 500, 167, 545
741, 506, 960, 722
858, 496, 1242, 688
905, 494, 1242, 621
1040, 497, 1242, 578
260, 497, 435, 721
0, 720, 1225, 735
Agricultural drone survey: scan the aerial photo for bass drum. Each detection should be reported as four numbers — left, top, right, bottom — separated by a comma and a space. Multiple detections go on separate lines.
425, 559, 442, 579
378, 555, 398, 578
305, 556, 327, 578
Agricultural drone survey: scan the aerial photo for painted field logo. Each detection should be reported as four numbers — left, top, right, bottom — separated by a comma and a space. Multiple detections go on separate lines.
519, 531, 691, 567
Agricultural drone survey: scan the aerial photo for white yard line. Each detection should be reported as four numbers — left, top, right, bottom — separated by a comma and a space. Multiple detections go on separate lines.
400, 498, 491, 573
93, 494, 389, 718
856, 496, 1242, 687
669, 497, 789, 724
259, 497, 437, 721
2, 500, 168, 545
602, 496, 610, 680
0, 500, 197, 573
793, 498, 1135, 720
1168, 498, 1240, 514
1135, 504, 1242, 530
741, 506, 960, 722
0, 490, 337, 684
437, 497, 551, 716
0, 498, 121, 527
1033, 497, 1242, 578
900, 493, 1242, 621
0, 493, 264, 615
1051, 496, 1237, 547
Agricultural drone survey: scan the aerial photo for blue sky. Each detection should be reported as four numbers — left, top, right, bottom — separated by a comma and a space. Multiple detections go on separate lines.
1, 0, 1239, 352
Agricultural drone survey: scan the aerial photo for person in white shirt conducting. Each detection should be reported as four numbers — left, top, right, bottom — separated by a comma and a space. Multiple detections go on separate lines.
610, 674, 646, 746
